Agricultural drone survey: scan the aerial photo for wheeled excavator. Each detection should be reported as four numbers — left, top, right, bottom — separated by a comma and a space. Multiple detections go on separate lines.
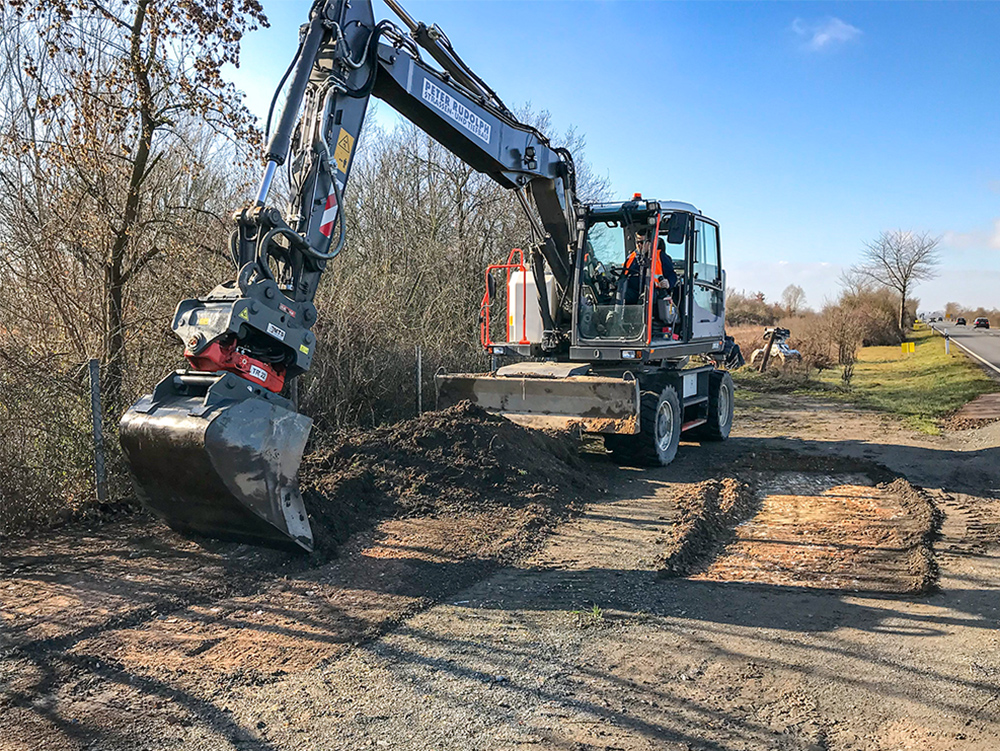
119, 0, 736, 553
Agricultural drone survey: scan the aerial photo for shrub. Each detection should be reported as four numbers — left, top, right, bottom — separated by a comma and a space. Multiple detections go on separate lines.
726, 290, 782, 326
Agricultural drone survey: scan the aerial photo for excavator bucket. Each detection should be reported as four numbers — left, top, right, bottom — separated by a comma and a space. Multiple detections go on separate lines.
119, 372, 314, 552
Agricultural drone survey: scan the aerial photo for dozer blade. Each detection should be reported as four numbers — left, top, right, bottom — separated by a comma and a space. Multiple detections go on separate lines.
436, 365, 640, 435
119, 372, 314, 552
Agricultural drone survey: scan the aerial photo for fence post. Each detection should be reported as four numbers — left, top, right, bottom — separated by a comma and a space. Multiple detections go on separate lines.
88, 359, 108, 504
415, 344, 423, 416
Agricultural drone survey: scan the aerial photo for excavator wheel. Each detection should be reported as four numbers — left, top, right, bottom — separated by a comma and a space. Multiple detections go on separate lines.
605, 385, 681, 467
691, 370, 734, 441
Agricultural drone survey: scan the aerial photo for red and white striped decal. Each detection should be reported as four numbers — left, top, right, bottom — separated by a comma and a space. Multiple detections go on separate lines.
319, 182, 340, 237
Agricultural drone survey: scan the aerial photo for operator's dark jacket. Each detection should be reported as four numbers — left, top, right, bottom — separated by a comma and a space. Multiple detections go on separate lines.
620, 244, 677, 306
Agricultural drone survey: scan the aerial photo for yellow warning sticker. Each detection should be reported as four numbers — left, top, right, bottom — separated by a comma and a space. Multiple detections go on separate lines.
238, 308, 249, 321
333, 128, 355, 173
197, 317, 210, 326
299, 344, 310, 355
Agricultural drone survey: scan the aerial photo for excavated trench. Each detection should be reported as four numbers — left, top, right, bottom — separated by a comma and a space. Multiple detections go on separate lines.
656, 453, 940, 594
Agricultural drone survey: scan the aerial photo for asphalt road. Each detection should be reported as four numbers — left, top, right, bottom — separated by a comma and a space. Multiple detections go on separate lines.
932, 322, 1000, 375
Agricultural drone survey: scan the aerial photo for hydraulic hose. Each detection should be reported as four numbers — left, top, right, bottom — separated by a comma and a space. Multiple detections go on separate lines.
229, 229, 241, 269
341, 22, 391, 99
253, 174, 346, 271
265, 39, 304, 143
237, 261, 257, 293
255, 226, 311, 280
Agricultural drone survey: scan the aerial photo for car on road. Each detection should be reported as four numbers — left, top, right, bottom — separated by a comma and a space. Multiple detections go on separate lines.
957, 317, 967, 325
974, 317, 990, 329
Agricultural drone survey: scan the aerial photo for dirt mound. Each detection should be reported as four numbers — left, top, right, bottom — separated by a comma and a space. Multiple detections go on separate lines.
300, 402, 590, 558
941, 414, 1000, 432
656, 477, 757, 576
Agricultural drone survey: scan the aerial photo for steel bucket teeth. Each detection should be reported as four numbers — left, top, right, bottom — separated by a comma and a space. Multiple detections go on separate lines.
120, 378, 314, 552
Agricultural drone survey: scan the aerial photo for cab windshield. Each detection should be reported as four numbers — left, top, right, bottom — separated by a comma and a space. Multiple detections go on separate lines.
578, 219, 646, 341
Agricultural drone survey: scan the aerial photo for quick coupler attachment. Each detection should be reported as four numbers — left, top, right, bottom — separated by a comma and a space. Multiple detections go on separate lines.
119, 371, 314, 552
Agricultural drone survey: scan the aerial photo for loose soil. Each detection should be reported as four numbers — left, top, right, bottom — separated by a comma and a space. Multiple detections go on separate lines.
653, 468, 938, 594
943, 392, 1000, 431
693, 475, 938, 593
3, 394, 1000, 750
299, 401, 591, 559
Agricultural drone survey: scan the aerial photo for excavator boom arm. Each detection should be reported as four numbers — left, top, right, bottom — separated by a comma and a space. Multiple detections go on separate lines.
252, 0, 577, 304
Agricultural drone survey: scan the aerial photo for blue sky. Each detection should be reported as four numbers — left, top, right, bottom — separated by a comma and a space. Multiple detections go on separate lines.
229, 1, 1000, 312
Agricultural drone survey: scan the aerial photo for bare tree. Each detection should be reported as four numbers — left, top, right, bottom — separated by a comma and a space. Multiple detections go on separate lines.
1, 0, 265, 408
0, 2, 262, 522
780, 284, 806, 316
838, 266, 876, 297
821, 302, 866, 385
852, 230, 940, 333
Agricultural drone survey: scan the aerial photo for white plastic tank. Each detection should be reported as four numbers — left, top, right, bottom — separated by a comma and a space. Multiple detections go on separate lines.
507, 269, 556, 344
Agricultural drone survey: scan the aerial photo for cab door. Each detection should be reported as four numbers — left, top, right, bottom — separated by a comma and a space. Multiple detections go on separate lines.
690, 219, 724, 341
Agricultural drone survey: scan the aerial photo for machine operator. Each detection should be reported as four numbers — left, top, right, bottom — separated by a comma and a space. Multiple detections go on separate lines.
619, 231, 678, 306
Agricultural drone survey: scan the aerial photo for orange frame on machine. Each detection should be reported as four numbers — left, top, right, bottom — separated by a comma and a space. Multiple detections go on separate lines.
645, 212, 663, 346
480, 248, 529, 349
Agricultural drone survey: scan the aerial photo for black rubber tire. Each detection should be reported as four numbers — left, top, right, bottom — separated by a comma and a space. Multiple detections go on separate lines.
696, 370, 734, 441
605, 384, 681, 466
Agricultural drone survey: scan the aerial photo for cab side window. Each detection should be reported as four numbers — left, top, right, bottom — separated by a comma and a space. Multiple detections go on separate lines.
694, 220, 720, 283
693, 220, 723, 320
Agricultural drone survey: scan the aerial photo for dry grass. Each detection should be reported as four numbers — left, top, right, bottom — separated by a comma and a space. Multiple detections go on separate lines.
730, 325, 999, 433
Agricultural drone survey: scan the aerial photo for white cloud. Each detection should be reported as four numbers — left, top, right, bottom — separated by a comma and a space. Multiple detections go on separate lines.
941, 219, 1000, 251
792, 17, 862, 51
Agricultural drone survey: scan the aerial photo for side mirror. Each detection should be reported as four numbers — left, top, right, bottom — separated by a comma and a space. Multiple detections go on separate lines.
486, 270, 497, 298
665, 212, 689, 246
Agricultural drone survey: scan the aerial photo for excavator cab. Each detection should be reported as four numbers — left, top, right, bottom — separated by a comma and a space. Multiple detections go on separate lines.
576, 211, 688, 343
437, 197, 729, 451
575, 200, 726, 350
